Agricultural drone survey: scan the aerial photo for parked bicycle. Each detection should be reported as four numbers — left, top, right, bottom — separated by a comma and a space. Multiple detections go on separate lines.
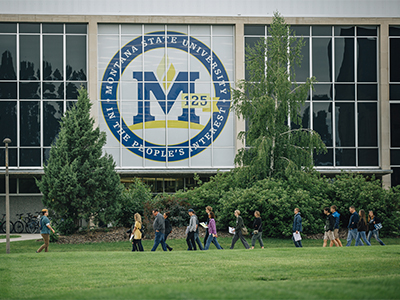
0, 214, 14, 233
26, 212, 41, 234
14, 213, 39, 234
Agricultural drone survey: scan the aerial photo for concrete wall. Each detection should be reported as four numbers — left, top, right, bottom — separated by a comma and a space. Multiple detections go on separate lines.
0, 195, 43, 223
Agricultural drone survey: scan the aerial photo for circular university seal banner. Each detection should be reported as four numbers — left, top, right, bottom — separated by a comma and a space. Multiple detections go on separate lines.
100, 31, 231, 162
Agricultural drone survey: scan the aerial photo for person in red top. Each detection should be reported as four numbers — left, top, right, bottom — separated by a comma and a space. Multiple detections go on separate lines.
204, 211, 223, 250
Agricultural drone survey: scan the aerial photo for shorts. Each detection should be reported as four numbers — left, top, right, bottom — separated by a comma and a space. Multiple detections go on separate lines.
324, 231, 335, 241
333, 228, 339, 239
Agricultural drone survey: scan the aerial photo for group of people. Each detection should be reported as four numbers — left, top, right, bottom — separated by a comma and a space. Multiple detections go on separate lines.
292, 205, 386, 248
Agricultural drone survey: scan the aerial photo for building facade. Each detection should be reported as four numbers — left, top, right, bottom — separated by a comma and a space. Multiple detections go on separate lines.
0, 0, 399, 217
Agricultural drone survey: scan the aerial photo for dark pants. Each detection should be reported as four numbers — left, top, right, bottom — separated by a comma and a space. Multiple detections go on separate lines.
186, 231, 197, 250
132, 239, 144, 251
164, 232, 173, 250
292, 236, 303, 247
230, 231, 250, 249
151, 231, 167, 251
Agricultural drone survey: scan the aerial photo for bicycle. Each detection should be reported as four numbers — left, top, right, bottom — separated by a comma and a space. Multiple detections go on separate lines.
0, 214, 14, 233
14, 213, 37, 233
26, 212, 41, 234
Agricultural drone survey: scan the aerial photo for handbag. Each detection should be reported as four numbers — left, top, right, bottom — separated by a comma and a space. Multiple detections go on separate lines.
374, 223, 382, 230
241, 226, 248, 235
253, 230, 259, 235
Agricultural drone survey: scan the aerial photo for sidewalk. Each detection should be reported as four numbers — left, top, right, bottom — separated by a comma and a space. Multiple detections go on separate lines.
0, 233, 42, 243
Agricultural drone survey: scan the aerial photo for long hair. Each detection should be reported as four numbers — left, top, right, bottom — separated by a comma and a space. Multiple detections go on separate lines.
359, 209, 367, 225
368, 210, 375, 222
134, 213, 142, 224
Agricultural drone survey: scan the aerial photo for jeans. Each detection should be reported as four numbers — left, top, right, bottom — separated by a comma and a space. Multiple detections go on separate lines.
186, 231, 197, 250
292, 235, 302, 247
355, 231, 371, 246
195, 232, 204, 250
151, 231, 167, 251
230, 231, 250, 249
367, 229, 385, 245
164, 232, 173, 250
346, 229, 362, 246
251, 232, 264, 247
132, 239, 144, 251
204, 234, 223, 250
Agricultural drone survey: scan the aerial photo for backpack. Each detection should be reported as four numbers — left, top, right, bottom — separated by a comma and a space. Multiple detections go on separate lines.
140, 224, 145, 236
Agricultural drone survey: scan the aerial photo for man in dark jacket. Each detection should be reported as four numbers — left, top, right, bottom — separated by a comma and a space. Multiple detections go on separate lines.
346, 206, 363, 247
323, 207, 339, 247
292, 208, 302, 247
151, 209, 168, 251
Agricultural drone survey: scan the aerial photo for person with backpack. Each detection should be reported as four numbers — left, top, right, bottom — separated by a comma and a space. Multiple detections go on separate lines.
355, 209, 371, 246
131, 213, 144, 252
36, 209, 55, 253
251, 211, 264, 249
367, 210, 385, 246
163, 211, 173, 251
230, 210, 250, 249
323, 207, 339, 247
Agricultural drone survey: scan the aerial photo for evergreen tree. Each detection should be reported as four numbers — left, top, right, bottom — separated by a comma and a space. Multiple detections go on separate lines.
37, 88, 123, 234
232, 12, 326, 180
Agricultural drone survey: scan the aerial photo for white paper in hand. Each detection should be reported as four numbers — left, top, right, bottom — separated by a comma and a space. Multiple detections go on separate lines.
293, 232, 302, 241
229, 227, 235, 234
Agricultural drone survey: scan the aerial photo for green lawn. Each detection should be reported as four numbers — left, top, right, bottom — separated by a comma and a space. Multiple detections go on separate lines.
1, 237, 400, 299
0, 235, 21, 239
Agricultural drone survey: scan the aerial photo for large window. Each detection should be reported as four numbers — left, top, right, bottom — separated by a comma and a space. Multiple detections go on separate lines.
389, 25, 400, 186
0, 23, 87, 168
244, 25, 379, 168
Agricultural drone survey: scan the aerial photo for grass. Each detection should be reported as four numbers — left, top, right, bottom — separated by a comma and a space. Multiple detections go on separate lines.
0, 235, 21, 239
1, 237, 400, 299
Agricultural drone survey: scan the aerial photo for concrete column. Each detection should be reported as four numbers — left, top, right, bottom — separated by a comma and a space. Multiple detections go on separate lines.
87, 17, 99, 127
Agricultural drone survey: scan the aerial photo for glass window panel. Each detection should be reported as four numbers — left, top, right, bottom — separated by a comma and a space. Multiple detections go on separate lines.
391, 149, 400, 165
19, 23, 40, 33
66, 82, 86, 99
212, 25, 233, 36
357, 38, 377, 82
43, 82, 64, 99
389, 26, 400, 36
43, 101, 63, 146
335, 38, 354, 82
20, 148, 41, 167
66, 35, 87, 81
291, 102, 310, 129
0, 176, 17, 193
43, 35, 63, 80
19, 82, 40, 99
390, 38, 400, 82
391, 167, 400, 187
334, 26, 354, 37
390, 104, 400, 147
98, 24, 119, 34
358, 149, 378, 166
314, 148, 333, 166
190, 25, 210, 36
313, 102, 333, 146
357, 26, 377, 36
20, 35, 40, 80
0, 23, 17, 33
335, 102, 355, 147
0, 147, 17, 167
312, 38, 332, 82
312, 84, 332, 100
358, 103, 377, 147
167, 25, 188, 34
0, 82, 17, 99
293, 38, 309, 82
244, 25, 265, 36
121, 24, 142, 35
0, 101, 17, 143
43, 23, 63, 33
335, 84, 355, 100
358, 84, 377, 100
19, 177, 41, 193
20, 101, 40, 146
390, 84, 400, 100
245, 37, 262, 80
0, 35, 17, 80
66, 24, 87, 34
66, 100, 77, 110
312, 26, 331, 36
291, 26, 310, 36
164, 178, 176, 193
43, 147, 51, 165
335, 148, 356, 166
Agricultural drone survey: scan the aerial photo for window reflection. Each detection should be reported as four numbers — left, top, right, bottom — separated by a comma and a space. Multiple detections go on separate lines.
312, 38, 332, 82
43, 82, 64, 99
336, 148, 356, 166
358, 103, 377, 147
0, 35, 17, 80
335, 102, 355, 147
20, 35, 40, 80
335, 38, 354, 82
0, 101, 17, 142
44, 101, 63, 146
313, 102, 333, 146
20, 101, 40, 146
43, 35, 63, 80
357, 38, 377, 82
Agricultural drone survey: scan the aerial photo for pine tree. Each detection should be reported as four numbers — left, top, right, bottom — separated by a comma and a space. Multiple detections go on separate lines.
232, 12, 326, 180
37, 88, 123, 234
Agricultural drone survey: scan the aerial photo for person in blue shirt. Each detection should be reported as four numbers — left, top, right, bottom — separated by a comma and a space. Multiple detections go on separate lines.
330, 205, 343, 247
346, 206, 363, 246
36, 209, 55, 253
292, 208, 302, 247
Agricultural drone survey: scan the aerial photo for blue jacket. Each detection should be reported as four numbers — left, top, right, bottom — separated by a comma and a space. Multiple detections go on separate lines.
347, 211, 359, 229
292, 212, 302, 232
332, 211, 340, 229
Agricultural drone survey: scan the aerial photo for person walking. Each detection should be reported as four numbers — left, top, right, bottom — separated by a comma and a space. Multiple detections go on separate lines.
322, 207, 339, 247
346, 206, 363, 247
163, 211, 173, 251
292, 208, 303, 248
204, 211, 223, 250
203, 206, 213, 245
36, 209, 55, 253
355, 209, 371, 246
151, 209, 168, 252
186, 209, 197, 250
367, 210, 385, 246
330, 205, 343, 247
230, 210, 250, 249
194, 211, 204, 250
251, 211, 264, 249
131, 213, 144, 252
